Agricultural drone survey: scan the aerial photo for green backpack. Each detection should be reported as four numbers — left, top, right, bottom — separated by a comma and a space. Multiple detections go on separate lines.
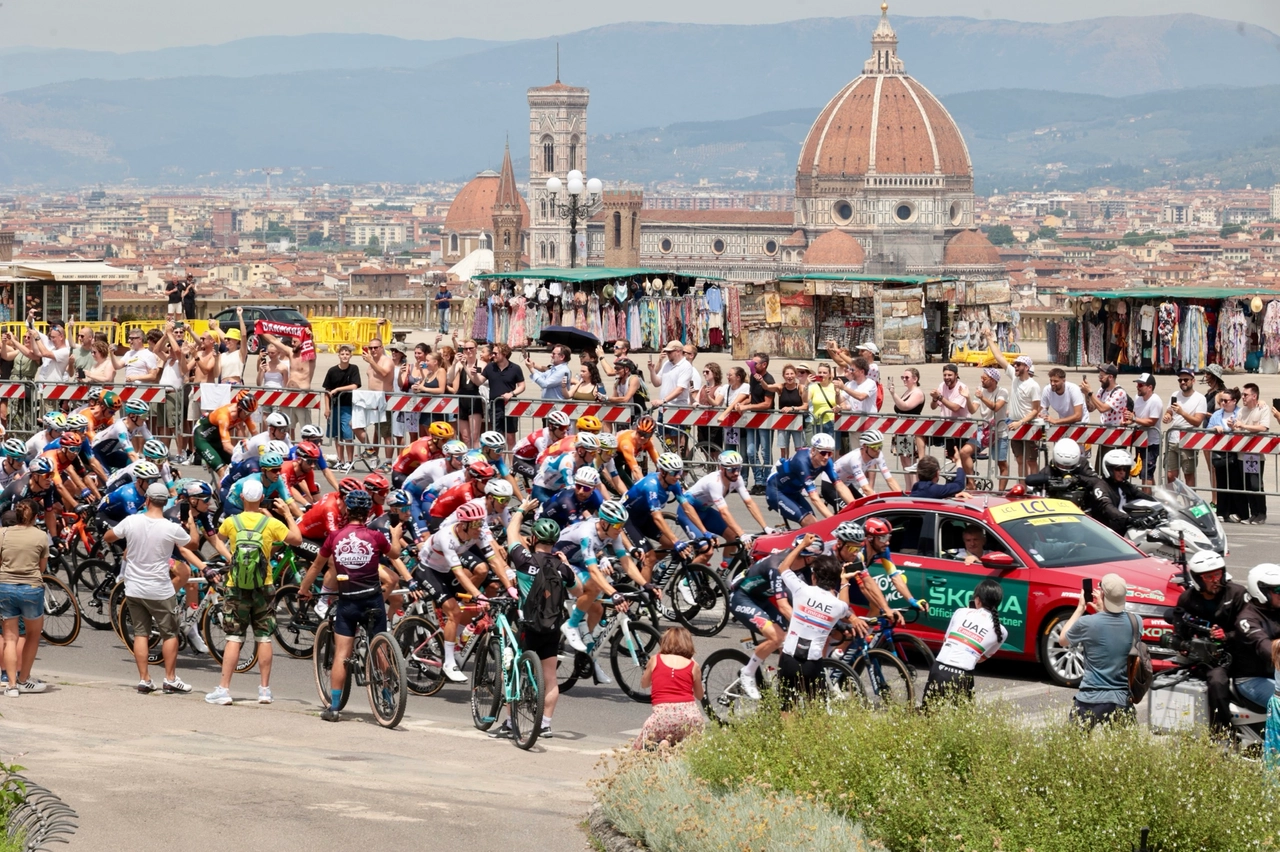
229, 514, 270, 590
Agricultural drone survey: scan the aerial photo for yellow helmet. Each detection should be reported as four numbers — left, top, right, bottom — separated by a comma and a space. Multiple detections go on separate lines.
576, 415, 602, 433
427, 421, 456, 440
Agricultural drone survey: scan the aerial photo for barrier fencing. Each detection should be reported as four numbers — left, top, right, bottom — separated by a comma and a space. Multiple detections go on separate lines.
1160, 425, 1280, 503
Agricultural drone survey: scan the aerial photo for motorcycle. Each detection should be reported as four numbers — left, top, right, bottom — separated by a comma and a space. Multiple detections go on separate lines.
1124, 478, 1227, 563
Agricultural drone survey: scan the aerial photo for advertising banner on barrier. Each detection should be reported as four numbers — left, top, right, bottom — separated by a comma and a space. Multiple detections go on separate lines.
39, 383, 167, 403
505, 401, 634, 423
830, 413, 978, 439
1007, 423, 1149, 447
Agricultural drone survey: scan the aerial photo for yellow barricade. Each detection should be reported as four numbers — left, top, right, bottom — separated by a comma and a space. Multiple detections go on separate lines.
118, 320, 168, 346
0, 321, 48, 341
307, 316, 390, 354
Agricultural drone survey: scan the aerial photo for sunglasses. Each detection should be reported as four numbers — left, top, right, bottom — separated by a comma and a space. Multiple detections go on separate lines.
812, 449, 832, 457
574, 484, 595, 491
865, 444, 883, 451
464, 346, 476, 351
900, 375, 911, 381
490, 495, 510, 504
723, 467, 741, 475
703, 370, 712, 375
604, 522, 625, 531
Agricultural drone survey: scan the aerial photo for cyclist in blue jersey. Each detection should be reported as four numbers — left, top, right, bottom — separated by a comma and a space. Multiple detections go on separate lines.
531, 433, 599, 505
839, 516, 926, 617
221, 452, 301, 520
542, 466, 604, 530
766, 433, 852, 527
97, 461, 163, 524
221, 439, 291, 492
623, 453, 708, 573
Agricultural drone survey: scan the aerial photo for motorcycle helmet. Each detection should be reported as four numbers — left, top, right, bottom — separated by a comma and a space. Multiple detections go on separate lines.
1246, 563, 1280, 604
1051, 439, 1081, 471
1102, 449, 1134, 479
1186, 550, 1227, 593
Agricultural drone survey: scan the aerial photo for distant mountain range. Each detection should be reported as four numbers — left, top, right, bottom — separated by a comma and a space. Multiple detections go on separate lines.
1, 14, 1278, 189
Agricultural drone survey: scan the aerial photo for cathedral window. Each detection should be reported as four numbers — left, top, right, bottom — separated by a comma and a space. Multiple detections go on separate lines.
542, 136, 555, 172
612, 212, 622, 248
569, 136, 579, 171
659, 237, 673, 254
449, 233, 458, 253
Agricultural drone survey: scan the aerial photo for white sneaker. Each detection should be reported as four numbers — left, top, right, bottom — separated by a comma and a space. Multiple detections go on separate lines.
186, 622, 209, 654
677, 578, 698, 607
258, 686, 273, 704
2, 688, 16, 698
592, 659, 613, 685
314, 598, 331, 619
204, 686, 233, 705
442, 662, 467, 683
560, 622, 588, 654
738, 667, 761, 701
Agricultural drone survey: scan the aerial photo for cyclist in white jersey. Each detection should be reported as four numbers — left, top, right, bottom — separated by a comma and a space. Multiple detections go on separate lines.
830, 430, 900, 501
532, 433, 599, 505
680, 450, 770, 563
104, 441, 176, 494
439, 480, 514, 531
404, 440, 467, 491
0, 439, 27, 489
25, 413, 66, 462
230, 412, 292, 464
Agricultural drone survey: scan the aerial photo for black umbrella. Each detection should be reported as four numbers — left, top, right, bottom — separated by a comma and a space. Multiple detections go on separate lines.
537, 325, 600, 353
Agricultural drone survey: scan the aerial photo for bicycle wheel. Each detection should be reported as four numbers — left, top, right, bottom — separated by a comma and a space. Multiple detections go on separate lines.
109, 582, 128, 643
883, 632, 935, 707
801, 658, 865, 713
366, 631, 408, 729
395, 614, 446, 696
509, 650, 545, 750
270, 585, 318, 659
850, 648, 915, 710
700, 647, 760, 724
117, 598, 162, 664
40, 574, 81, 646
200, 602, 259, 674
610, 620, 661, 703
71, 559, 115, 630
667, 563, 730, 637
469, 634, 502, 731
556, 638, 586, 694
312, 621, 351, 710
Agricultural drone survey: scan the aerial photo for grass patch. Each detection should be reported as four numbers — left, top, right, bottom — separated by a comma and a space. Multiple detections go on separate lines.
0, 763, 24, 852
681, 697, 1280, 852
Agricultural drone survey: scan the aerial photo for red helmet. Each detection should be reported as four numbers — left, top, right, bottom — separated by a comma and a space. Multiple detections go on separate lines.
863, 517, 892, 537
466, 459, 496, 480
294, 441, 321, 461
363, 471, 390, 493
456, 501, 486, 523
59, 431, 84, 449
338, 476, 363, 494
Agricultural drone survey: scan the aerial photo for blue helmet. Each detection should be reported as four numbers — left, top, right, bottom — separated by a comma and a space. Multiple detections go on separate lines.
386, 489, 411, 509
344, 489, 373, 512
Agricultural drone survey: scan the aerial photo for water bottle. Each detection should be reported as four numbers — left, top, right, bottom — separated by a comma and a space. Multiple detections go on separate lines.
458, 622, 475, 651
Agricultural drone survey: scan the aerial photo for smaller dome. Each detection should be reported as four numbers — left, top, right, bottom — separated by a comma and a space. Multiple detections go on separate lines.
803, 229, 866, 269
445, 171, 530, 233
944, 229, 1001, 266
781, 229, 808, 247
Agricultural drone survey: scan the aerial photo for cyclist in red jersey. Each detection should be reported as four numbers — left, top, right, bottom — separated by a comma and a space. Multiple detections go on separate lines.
298, 491, 347, 541
427, 460, 494, 531
283, 442, 322, 508
392, 422, 455, 486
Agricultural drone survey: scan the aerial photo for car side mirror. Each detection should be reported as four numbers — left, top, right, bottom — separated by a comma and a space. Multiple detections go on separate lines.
980, 552, 1016, 569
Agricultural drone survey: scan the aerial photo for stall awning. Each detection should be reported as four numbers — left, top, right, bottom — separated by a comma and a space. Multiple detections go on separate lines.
1067, 286, 1280, 301
776, 273, 957, 284
10, 261, 136, 282
471, 267, 723, 283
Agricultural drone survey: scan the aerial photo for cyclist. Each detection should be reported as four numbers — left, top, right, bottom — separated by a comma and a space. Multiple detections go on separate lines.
194, 390, 258, 479
291, 424, 342, 493
222, 439, 291, 490
425, 458, 495, 533
97, 461, 163, 525
282, 441, 323, 508
472, 431, 523, 498
595, 432, 628, 498
391, 421, 455, 487
440, 479, 514, 535
414, 500, 513, 683
68, 386, 104, 422
230, 411, 292, 465
403, 439, 468, 532
370, 489, 415, 558
362, 471, 391, 519
298, 489, 415, 722
511, 412, 570, 481
89, 399, 153, 473
766, 433, 842, 527
53, 415, 109, 488
616, 415, 660, 487
40, 431, 97, 507
0, 456, 59, 529
538, 414, 604, 464
82, 389, 122, 433
679, 450, 769, 564
222, 451, 301, 520
171, 479, 231, 557
24, 412, 66, 462
843, 516, 927, 618
104, 439, 172, 492
0, 439, 27, 490
532, 433, 599, 505
542, 467, 604, 529
829, 430, 900, 503
622, 452, 708, 574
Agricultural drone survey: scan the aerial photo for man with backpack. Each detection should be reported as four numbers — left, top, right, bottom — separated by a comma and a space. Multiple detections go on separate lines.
205, 478, 302, 706
1058, 572, 1149, 728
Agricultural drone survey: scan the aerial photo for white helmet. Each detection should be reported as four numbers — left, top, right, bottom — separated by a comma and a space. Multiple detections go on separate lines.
300, 424, 323, 440
265, 412, 290, 428
574, 467, 601, 487
264, 440, 291, 458
860, 429, 885, 447
1186, 550, 1227, 593
597, 433, 618, 450
1051, 439, 1081, 470
484, 479, 514, 497
1246, 563, 1280, 604
1102, 449, 1133, 476
657, 452, 684, 473
810, 433, 836, 452
546, 411, 571, 428
479, 431, 507, 451
575, 433, 600, 450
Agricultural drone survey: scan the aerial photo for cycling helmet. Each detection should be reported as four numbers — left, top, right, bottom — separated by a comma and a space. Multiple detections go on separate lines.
294, 441, 321, 461
598, 500, 629, 525
142, 439, 169, 460
133, 460, 160, 480
576, 415, 602, 434
456, 501, 487, 523
573, 466, 601, 487
597, 433, 618, 450
263, 440, 292, 457
465, 459, 496, 480
718, 450, 744, 467
635, 415, 656, 436
43, 412, 66, 431
531, 517, 561, 544
1051, 438, 1082, 470
344, 489, 373, 512
484, 479, 514, 497
184, 480, 213, 499
1187, 550, 1227, 593
386, 489, 411, 509
59, 431, 84, 449
810, 433, 837, 452
64, 414, 89, 433
863, 517, 892, 537
86, 387, 104, 403
259, 452, 284, 470
300, 424, 323, 441
792, 533, 825, 557
123, 399, 150, 416
100, 390, 122, 411
1, 438, 25, 459
575, 433, 600, 451
427, 421, 455, 440
546, 411, 571, 428
1102, 449, 1134, 477
29, 457, 53, 475
833, 521, 865, 544
656, 452, 684, 474
338, 476, 362, 494
235, 391, 259, 413
442, 439, 468, 458
860, 429, 885, 448
479, 431, 507, 451
1247, 563, 1280, 604
363, 471, 390, 492
265, 412, 290, 429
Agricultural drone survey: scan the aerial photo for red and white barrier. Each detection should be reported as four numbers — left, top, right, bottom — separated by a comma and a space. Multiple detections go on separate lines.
831, 413, 978, 439
1176, 432, 1280, 454
505, 401, 634, 423
656, 406, 803, 431
385, 394, 460, 415
0, 383, 27, 400
190, 385, 323, 409
39, 383, 168, 403
1008, 423, 1149, 447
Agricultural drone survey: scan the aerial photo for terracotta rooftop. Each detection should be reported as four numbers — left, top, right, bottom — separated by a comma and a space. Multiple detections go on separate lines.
943, 229, 1000, 266
444, 172, 530, 233
802, 229, 866, 269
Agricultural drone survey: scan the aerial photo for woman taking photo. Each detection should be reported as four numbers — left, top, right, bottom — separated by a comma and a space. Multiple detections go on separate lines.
922, 577, 1006, 707
0, 499, 51, 696
452, 339, 485, 446
390, 347, 414, 450
774, 364, 806, 460
695, 362, 725, 451
564, 362, 604, 401
404, 343, 431, 444
414, 350, 448, 427
889, 367, 926, 484
722, 366, 750, 452
1209, 387, 1246, 523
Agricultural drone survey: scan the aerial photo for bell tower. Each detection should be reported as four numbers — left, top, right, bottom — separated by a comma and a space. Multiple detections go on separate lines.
527, 57, 589, 268
491, 142, 524, 273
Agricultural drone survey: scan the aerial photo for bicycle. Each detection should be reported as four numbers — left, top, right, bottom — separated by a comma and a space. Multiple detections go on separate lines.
864, 609, 935, 703
39, 572, 81, 646
468, 593, 545, 750
837, 617, 917, 710
68, 551, 121, 631
649, 540, 730, 637
556, 588, 662, 703
312, 587, 410, 728
269, 544, 323, 658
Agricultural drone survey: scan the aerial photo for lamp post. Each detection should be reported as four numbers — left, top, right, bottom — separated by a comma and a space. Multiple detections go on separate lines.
546, 170, 603, 268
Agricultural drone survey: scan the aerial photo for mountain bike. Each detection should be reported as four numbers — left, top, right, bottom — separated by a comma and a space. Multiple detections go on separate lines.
468, 593, 545, 750
312, 587, 410, 728
556, 588, 662, 702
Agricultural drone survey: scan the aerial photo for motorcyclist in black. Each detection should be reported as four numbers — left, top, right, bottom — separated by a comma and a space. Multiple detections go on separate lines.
1168, 550, 1248, 732
1229, 563, 1280, 711
1089, 449, 1148, 536
1025, 438, 1104, 507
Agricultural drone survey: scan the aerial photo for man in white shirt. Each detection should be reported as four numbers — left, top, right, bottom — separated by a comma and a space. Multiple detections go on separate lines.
649, 340, 695, 406
122, 327, 161, 383
525, 344, 571, 400
842, 357, 878, 415
989, 330, 1041, 477
1162, 367, 1207, 487
1040, 368, 1085, 426
1126, 373, 1164, 488
24, 324, 70, 382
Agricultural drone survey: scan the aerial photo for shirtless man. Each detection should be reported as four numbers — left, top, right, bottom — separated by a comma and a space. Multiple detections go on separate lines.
355, 320, 395, 464
258, 329, 317, 437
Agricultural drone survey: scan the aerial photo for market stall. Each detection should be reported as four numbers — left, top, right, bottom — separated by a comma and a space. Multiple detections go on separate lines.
1, 260, 131, 324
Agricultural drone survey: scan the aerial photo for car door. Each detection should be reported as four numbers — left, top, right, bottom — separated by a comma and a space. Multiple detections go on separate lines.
860, 510, 941, 642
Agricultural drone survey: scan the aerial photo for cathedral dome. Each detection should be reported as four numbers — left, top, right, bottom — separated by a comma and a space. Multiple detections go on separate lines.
944, 229, 1001, 265
445, 170, 529, 233
803, 229, 866, 269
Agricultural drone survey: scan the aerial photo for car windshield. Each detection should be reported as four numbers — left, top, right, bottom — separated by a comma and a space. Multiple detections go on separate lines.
999, 514, 1142, 569
273, 309, 308, 324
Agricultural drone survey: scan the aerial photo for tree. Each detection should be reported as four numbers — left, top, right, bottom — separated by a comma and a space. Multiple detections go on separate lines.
1262, 228, 1275, 241
986, 224, 1016, 245
306, 230, 324, 246
1050, 208, 1068, 218
1220, 223, 1245, 239
365, 235, 382, 256
1037, 226, 1058, 241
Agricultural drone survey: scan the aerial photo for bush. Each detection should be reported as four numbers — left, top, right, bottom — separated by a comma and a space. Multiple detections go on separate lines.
683, 699, 1280, 852
596, 747, 880, 852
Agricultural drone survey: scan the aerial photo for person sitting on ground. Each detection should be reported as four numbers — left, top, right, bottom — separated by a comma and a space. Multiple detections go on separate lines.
634, 626, 704, 750
909, 455, 971, 500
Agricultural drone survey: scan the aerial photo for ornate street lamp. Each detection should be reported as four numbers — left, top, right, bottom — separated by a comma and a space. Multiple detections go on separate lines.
546, 170, 603, 268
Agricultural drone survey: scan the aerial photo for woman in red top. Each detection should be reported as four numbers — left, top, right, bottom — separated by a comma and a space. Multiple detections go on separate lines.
634, 626, 705, 749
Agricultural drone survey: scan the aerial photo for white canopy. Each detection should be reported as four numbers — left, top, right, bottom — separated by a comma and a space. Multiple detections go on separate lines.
446, 249, 493, 282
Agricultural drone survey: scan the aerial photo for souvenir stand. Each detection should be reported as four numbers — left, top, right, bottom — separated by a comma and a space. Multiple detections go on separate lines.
1058, 286, 1280, 374
468, 267, 731, 353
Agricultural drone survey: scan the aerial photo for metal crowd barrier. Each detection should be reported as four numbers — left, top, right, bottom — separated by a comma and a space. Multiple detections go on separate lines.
1160, 425, 1280, 504
331, 391, 469, 471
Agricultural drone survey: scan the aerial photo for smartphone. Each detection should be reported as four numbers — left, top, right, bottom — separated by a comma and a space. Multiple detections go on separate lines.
1082, 577, 1094, 604
1272, 398, 1280, 413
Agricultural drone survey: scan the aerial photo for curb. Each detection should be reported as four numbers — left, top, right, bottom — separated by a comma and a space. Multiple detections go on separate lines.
587, 803, 645, 852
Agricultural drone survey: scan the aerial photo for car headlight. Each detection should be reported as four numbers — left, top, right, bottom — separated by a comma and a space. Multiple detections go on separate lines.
1125, 602, 1171, 619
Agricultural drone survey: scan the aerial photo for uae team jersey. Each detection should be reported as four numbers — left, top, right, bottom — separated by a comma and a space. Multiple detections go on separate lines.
780, 571, 850, 661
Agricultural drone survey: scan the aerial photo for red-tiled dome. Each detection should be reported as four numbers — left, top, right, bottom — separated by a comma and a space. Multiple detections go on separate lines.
945, 229, 1001, 265
803, 229, 866, 268
445, 171, 529, 233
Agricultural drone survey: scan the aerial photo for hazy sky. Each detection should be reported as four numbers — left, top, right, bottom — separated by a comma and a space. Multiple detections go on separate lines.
0, 0, 1273, 51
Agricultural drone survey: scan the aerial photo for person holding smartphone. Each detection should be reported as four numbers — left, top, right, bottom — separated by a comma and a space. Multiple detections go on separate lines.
1058, 573, 1137, 728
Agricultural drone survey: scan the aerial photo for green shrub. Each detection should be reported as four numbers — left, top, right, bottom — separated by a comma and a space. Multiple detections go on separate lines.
596, 747, 880, 852
684, 699, 1280, 852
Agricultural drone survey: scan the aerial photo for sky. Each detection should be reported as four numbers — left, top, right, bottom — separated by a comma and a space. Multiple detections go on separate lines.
0, 0, 1275, 51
